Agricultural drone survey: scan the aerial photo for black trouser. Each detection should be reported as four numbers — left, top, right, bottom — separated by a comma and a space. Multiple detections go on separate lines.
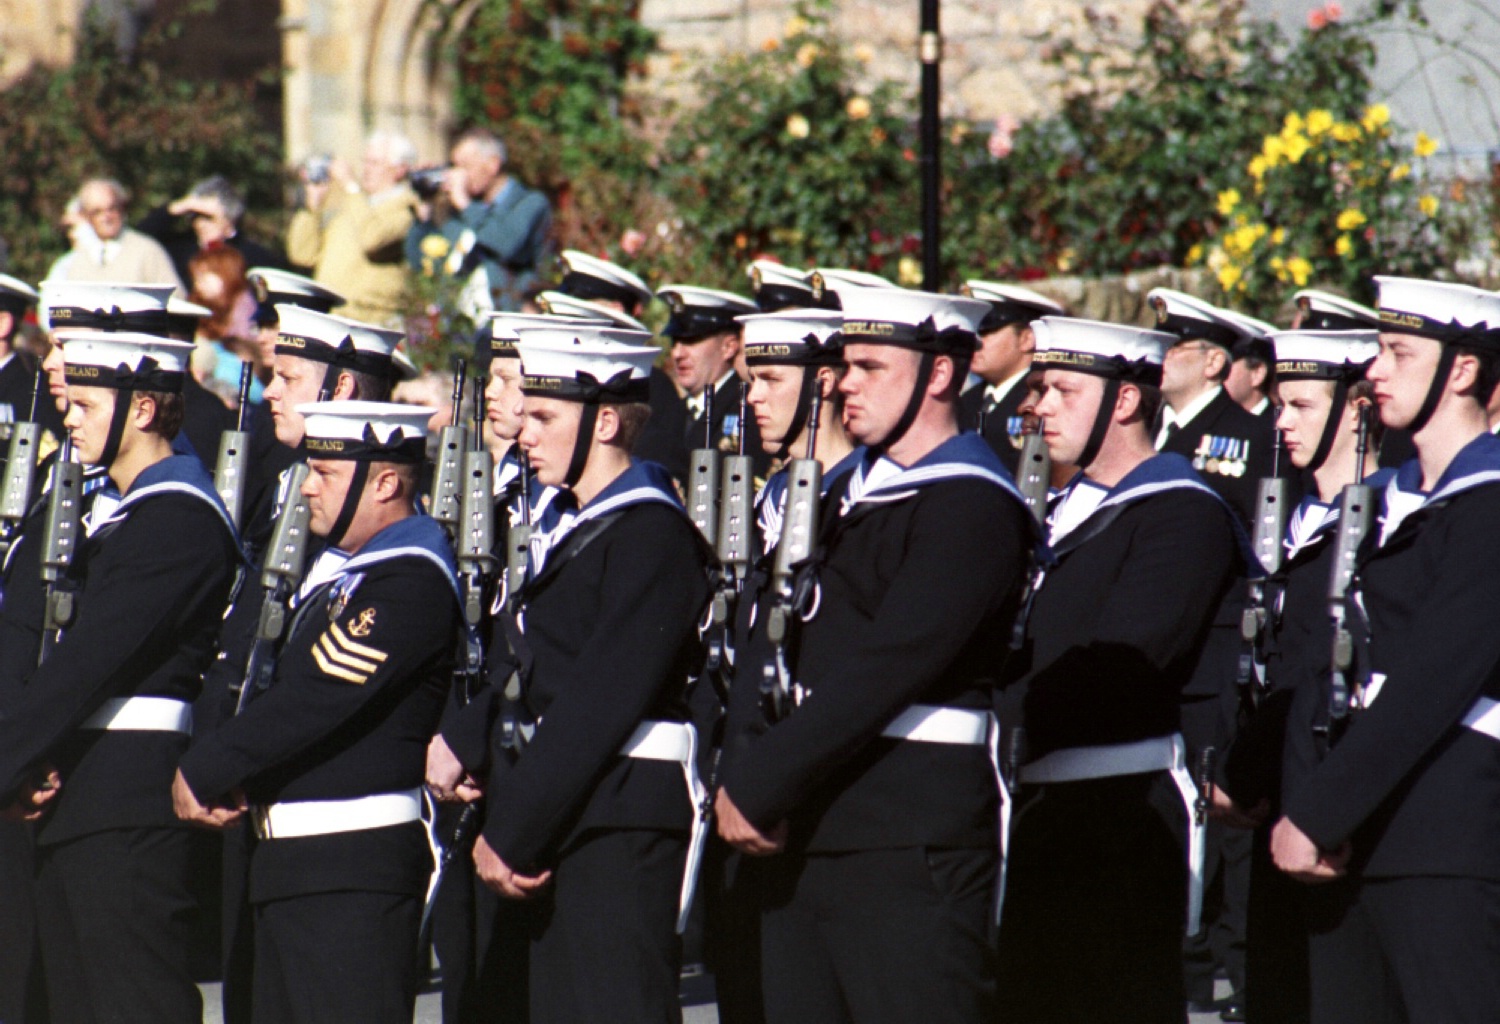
997, 772, 1186, 1024
760, 845, 997, 1024
1243, 823, 1310, 1024
705, 840, 766, 1024
34, 827, 201, 1024
252, 889, 422, 1024
220, 821, 256, 1024
1305, 876, 1500, 1024
0, 820, 45, 1024
526, 828, 686, 1024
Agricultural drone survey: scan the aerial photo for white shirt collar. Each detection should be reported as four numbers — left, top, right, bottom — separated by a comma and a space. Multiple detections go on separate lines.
1249, 395, 1271, 417
983, 368, 1028, 407
1157, 385, 1223, 446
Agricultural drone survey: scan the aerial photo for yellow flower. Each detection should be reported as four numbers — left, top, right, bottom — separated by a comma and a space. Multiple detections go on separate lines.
1335, 235, 1353, 256
1231, 225, 1260, 255
1217, 189, 1241, 216
785, 114, 811, 139
1270, 256, 1285, 271
1185, 244, 1204, 266
1305, 109, 1335, 137
1207, 247, 1229, 271
1217, 264, 1244, 291
420, 234, 451, 259
1390, 162, 1411, 181
1262, 135, 1286, 165
1284, 133, 1311, 164
1362, 103, 1391, 131
1056, 248, 1077, 273
796, 42, 821, 67
853, 43, 875, 64
1282, 112, 1305, 136
1287, 257, 1313, 287
761, 37, 780, 52
1336, 208, 1367, 231
1414, 132, 1439, 158
1419, 194, 1440, 217
897, 256, 923, 286
1248, 156, 1268, 180
784, 15, 810, 37
1271, 227, 1286, 245
846, 96, 872, 120
1332, 121, 1362, 143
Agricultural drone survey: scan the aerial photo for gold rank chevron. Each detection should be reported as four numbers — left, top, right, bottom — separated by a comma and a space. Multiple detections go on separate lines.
312, 620, 390, 685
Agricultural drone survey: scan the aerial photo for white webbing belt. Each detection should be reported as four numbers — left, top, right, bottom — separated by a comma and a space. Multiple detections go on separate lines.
1020, 733, 1206, 935
620, 720, 707, 935
79, 696, 193, 734
880, 705, 1008, 925
251, 787, 424, 841
1463, 696, 1500, 741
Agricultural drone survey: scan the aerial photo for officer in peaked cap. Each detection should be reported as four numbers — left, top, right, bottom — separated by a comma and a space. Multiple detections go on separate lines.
996, 316, 1243, 1024
747, 260, 818, 312
1269, 277, 1500, 1024
247, 267, 347, 317
660, 284, 770, 479
1212, 327, 1384, 1024
959, 280, 1065, 472
177, 400, 457, 1024
0, 331, 240, 1024
1218, 308, 1278, 422
0, 274, 63, 441
471, 325, 711, 1024
717, 287, 1034, 1024
804, 266, 897, 310
555, 250, 654, 318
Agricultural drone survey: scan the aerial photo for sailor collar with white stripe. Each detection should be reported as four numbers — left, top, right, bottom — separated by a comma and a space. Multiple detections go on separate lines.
89, 453, 239, 544
757, 447, 863, 554
1379, 432, 1500, 544
334, 513, 461, 603
568, 458, 683, 524
1050, 452, 1258, 568
840, 431, 1026, 513
1283, 467, 1396, 561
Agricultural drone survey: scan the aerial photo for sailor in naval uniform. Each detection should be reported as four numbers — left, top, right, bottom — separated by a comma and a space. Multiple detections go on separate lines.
996, 316, 1244, 1024
0, 274, 64, 444
746, 259, 820, 313
958, 280, 1064, 473
716, 287, 1036, 1024
1213, 327, 1386, 1024
0, 332, 240, 1024
471, 326, 711, 1024
1269, 278, 1500, 1024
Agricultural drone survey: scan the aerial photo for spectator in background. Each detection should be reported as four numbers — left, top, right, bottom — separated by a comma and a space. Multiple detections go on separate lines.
406, 128, 552, 313
287, 131, 419, 326
138, 174, 288, 286
187, 246, 263, 407
46, 178, 184, 292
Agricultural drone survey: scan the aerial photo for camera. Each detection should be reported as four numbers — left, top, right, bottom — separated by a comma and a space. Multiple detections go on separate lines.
409, 166, 451, 200
303, 154, 332, 185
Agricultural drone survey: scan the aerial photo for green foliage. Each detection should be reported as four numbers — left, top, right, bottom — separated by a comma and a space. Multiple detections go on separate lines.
659, 7, 920, 289
0, 12, 283, 283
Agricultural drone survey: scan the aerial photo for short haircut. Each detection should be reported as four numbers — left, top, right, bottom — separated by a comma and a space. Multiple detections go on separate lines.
138, 390, 185, 440
1133, 383, 1164, 426
453, 127, 506, 167
1457, 345, 1500, 406
367, 130, 418, 172
343, 367, 393, 402
190, 175, 246, 224
607, 401, 652, 451
79, 177, 129, 207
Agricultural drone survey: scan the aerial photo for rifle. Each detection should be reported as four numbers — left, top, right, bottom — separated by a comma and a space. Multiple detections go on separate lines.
761, 383, 825, 721
38, 440, 83, 665
687, 387, 721, 548
214, 362, 254, 531
456, 372, 497, 703
1237, 419, 1289, 714
705, 388, 753, 685
430, 359, 469, 543
234, 463, 313, 713
0, 365, 45, 559
1322, 403, 1374, 744
1015, 420, 1051, 528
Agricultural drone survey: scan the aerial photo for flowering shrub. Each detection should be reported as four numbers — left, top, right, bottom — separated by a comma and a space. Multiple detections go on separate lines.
1195, 103, 1448, 307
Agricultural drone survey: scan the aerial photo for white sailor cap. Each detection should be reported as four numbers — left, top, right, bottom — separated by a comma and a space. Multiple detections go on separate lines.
807, 267, 897, 310
297, 400, 433, 463
962, 281, 1066, 332
62, 332, 194, 392
1292, 290, 1380, 332
1271, 329, 1379, 382
162, 296, 212, 339
748, 260, 818, 312
1147, 287, 1252, 351
0, 273, 38, 313
535, 291, 650, 332
556, 250, 653, 311
837, 286, 989, 356
737, 309, 845, 366
658, 285, 758, 342
1032, 316, 1173, 384
1216, 307, 1277, 364
483, 311, 609, 362
1374, 277, 1500, 351
515, 329, 658, 404
275, 304, 402, 377
40, 281, 175, 335
247, 267, 346, 315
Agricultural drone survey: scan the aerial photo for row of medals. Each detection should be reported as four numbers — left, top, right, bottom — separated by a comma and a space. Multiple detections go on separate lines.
1192, 435, 1249, 478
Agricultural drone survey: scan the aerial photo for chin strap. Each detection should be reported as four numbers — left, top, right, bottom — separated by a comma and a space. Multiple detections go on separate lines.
870, 352, 936, 456
776, 370, 820, 460
564, 404, 599, 489
98, 389, 135, 468
325, 460, 371, 549
1076, 379, 1122, 470
1305, 378, 1351, 473
1406, 345, 1459, 436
